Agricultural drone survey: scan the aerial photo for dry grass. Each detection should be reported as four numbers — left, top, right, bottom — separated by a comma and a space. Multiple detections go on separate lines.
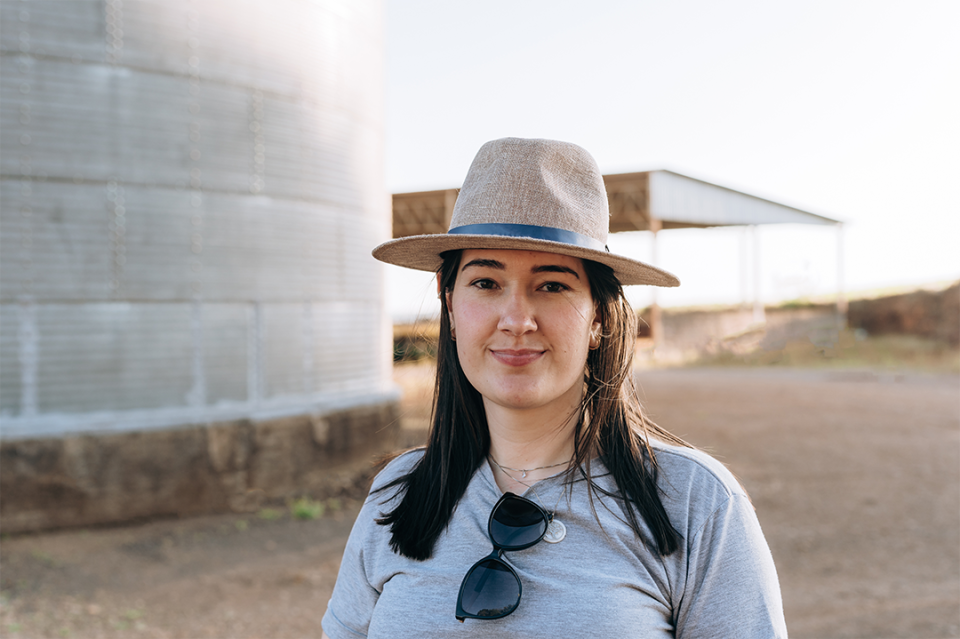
698, 330, 960, 374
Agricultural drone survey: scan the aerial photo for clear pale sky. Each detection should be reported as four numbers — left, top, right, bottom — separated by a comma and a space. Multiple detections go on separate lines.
382, 0, 959, 321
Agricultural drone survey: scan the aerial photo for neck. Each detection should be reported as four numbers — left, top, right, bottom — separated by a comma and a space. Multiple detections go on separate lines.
484, 398, 579, 493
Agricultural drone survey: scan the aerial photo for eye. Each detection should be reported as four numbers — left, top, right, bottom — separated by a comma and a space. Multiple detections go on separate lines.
540, 282, 569, 293
470, 278, 498, 290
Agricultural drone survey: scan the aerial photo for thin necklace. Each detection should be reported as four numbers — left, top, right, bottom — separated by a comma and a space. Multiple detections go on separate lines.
488, 457, 567, 517
489, 456, 569, 544
488, 455, 570, 479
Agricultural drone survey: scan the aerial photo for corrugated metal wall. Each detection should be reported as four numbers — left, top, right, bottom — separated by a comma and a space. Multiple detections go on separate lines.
0, 0, 392, 439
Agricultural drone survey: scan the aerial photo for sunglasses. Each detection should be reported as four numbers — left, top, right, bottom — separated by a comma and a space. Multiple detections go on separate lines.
455, 492, 550, 622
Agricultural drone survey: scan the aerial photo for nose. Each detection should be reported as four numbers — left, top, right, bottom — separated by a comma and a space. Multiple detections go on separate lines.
497, 288, 537, 336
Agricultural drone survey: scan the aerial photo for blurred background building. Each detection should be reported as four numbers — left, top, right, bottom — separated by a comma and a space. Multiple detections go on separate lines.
0, 0, 396, 532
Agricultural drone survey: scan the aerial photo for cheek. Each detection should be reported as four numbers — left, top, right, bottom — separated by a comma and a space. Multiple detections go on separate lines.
541, 316, 593, 371
559, 305, 596, 345
450, 300, 492, 349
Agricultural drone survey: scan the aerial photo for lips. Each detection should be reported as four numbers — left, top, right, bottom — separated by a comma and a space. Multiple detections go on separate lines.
490, 349, 544, 367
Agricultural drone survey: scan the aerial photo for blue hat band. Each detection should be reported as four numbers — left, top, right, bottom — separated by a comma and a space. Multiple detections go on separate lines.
447, 223, 608, 252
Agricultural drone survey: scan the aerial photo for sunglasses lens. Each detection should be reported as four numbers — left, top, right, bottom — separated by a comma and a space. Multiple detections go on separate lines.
458, 558, 521, 619
490, 496, 548, 549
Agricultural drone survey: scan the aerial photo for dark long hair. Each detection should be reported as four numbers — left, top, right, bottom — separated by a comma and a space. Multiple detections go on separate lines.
376, 250, 689, 560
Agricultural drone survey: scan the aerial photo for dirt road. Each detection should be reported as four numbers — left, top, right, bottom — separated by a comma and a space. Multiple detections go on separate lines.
637, 368, 960, 638
2, 366, 958, 638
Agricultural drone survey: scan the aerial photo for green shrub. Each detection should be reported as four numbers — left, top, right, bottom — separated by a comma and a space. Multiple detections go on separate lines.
290, 496, 324, 520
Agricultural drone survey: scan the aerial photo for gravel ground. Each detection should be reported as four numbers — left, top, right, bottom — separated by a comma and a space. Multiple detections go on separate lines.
2, 365, 958, 638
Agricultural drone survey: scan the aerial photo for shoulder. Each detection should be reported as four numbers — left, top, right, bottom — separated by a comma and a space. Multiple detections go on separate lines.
652, 440, 745, 498
364, 447, 426, 510
341, 450, 426, 553
370, 448, 425, 489
648, 445, 786, 635
648, 441, 750, 539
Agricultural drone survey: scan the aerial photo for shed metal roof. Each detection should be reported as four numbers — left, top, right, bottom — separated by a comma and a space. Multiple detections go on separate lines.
391, 169, 839, 237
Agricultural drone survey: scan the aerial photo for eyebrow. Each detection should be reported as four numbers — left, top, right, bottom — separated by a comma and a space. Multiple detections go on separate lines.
531, 264, 580, 280
460, 259, 581, 280
461, 259, 505, 271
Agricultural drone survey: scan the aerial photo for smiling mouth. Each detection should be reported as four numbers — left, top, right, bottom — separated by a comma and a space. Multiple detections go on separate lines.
490, 349, 544, 367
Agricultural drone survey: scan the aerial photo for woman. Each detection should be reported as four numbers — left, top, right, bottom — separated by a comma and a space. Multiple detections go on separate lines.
322, 138, 787, 638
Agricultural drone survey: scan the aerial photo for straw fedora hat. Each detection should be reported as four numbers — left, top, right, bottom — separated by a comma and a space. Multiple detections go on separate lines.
373, 137, 680, 287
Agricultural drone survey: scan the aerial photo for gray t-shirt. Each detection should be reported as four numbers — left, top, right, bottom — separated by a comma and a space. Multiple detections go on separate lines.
322, 442, 787, 638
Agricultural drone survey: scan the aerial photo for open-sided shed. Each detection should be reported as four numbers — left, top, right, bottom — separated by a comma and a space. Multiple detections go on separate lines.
392, 169, 843, 338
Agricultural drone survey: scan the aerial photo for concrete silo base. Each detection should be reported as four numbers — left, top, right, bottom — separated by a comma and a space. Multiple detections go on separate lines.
0, 401, 400, 535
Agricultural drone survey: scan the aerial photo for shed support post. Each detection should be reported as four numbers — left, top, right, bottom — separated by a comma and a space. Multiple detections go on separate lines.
836, 223, 847, 329
752, 225, 765, 325
649, 218, 663, 345
740, 226, 750, 310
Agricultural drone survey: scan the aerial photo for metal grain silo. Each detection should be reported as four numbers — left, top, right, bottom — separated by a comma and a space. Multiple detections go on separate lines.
0, 0, 395, 532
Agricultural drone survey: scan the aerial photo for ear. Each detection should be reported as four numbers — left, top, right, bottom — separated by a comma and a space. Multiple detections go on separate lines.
440, 276, 456, 340
589, 306, 602, 350
443, 286, 454, 316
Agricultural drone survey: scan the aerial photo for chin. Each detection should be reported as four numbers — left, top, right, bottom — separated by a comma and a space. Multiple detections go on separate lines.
498, 397, 544, 410
489, 387, 554, 410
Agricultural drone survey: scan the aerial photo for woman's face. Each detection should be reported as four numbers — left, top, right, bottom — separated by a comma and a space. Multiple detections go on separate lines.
446, 249, 600, 414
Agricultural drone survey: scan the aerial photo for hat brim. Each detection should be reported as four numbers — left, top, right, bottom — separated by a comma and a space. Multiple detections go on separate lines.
373, 234, 680, 287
